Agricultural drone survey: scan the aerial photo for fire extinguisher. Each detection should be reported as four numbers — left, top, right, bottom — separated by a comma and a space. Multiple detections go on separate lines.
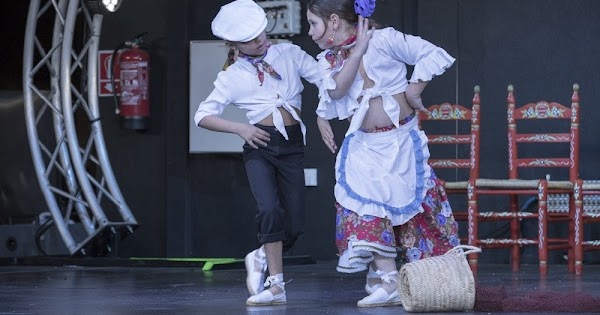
111, 33, 150, 130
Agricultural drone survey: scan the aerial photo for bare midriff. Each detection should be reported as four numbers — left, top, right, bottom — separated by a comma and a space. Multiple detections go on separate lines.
257, 107, 301, 126
350, 60, 414, 130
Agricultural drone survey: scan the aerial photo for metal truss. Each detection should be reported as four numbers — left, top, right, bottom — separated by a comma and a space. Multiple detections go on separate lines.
23, 0, 138, 255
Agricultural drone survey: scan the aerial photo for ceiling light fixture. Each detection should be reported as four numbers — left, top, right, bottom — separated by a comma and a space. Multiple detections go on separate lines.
84, 0, 123, 15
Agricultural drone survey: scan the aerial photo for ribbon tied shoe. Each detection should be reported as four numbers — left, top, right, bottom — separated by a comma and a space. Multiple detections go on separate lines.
246, 273, 287, 306
357, 270, 402, 307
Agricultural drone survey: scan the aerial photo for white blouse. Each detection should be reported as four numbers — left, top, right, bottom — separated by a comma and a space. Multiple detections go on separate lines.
194, 43, 322, 143
316, 27, 455, 136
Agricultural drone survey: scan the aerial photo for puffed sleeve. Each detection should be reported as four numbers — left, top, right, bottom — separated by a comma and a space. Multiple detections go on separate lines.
381, 28, 455, 83
290, 44, 322, 85
315, 51, 358, 120
193, 72, 232, 126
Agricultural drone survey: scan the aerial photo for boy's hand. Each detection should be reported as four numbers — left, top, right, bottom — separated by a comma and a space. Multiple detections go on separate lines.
238, 124, 270, 149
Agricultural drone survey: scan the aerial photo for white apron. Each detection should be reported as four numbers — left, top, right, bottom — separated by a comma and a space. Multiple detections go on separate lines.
334, 117, 434, 226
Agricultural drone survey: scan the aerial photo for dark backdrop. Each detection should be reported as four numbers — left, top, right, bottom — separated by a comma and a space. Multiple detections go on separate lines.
1, 0, 599, 263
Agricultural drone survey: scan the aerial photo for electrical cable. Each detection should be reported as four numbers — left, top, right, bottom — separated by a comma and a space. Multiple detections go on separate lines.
264, 8, 280, 34
34, 218, 55, 256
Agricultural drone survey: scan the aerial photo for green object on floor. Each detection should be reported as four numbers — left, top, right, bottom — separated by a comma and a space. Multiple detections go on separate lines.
129, 257, 242, 271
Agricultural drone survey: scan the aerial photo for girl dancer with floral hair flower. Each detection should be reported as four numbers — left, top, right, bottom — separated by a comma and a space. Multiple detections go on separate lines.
306, 0, 460, 307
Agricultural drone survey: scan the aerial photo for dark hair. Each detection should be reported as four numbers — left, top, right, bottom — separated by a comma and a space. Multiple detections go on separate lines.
307, 0, 382, 29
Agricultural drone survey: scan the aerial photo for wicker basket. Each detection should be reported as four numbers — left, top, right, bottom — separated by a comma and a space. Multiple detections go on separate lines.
398, 245, 481, 312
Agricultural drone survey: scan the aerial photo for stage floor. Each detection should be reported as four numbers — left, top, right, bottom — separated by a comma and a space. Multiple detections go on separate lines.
0, 261, 598, 314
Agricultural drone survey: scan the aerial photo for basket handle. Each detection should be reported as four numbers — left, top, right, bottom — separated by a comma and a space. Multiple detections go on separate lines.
445, 245, 482, 256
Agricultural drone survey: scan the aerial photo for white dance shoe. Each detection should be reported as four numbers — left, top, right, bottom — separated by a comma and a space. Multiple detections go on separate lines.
244, 246, 267, 295
357, 270, 402, 308
246, 273, 286, 306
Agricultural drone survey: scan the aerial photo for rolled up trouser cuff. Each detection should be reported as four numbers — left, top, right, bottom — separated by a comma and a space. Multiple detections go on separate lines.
258, 230, 286, 245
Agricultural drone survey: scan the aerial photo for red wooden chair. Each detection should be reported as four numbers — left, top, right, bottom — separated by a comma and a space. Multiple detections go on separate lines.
418, 86, 481, 243
573, 180, 600, 275
467, 84, 580, 276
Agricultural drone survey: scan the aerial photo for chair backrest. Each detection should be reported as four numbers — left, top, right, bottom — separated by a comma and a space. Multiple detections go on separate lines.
418, 86, 481, 181
507, 84, 580, 181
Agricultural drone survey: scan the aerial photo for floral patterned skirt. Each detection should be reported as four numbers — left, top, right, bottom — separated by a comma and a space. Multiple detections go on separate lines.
335, 174, 460, 273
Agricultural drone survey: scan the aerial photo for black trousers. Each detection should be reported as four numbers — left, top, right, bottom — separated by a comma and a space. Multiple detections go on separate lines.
243, 123, 306, 252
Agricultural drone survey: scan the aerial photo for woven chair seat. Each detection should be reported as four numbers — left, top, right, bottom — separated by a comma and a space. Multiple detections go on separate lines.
547, 180, 574, 189
582, 182, 600, 190
479, 238, 537, 245
475, 179, 574, 190
475, 178, 539, 189
479, 211, 537, 219
443, 181, 468, 190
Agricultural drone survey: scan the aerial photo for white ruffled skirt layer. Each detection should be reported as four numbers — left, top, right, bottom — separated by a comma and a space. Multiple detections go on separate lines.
337, 239, 398, 273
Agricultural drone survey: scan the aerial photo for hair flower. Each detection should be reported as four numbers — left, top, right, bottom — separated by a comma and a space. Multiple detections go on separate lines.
354, 0, 376, 18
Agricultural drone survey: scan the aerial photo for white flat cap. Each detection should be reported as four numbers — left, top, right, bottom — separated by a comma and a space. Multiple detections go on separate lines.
211, 0, 268, 42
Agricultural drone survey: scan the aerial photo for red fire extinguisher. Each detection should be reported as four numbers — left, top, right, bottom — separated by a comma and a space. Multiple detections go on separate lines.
111, 33, 150, 130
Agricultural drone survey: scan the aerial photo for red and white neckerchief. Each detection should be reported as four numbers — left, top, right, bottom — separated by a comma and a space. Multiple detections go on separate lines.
324, 34, 357, 69
238, 42, 282, 86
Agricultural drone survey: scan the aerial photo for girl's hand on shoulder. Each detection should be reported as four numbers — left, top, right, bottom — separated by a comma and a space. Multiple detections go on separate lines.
317, 117, 337, 153
353, 16, 374, 57
238, 123, 270, 149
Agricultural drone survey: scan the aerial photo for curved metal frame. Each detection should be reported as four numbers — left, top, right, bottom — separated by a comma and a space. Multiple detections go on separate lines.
23, 0, 137, 256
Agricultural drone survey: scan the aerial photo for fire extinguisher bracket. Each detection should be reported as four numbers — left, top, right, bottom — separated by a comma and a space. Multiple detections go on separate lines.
120, 116, 149, 131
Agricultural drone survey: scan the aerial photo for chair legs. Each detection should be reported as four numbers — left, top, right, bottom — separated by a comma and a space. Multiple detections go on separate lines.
538, 180, 548, 276
566, 189, 576, 274
574, 179, 584, 276
467, 181, 479, 274
467, 180, 556, 276
510, 195, 520, 272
